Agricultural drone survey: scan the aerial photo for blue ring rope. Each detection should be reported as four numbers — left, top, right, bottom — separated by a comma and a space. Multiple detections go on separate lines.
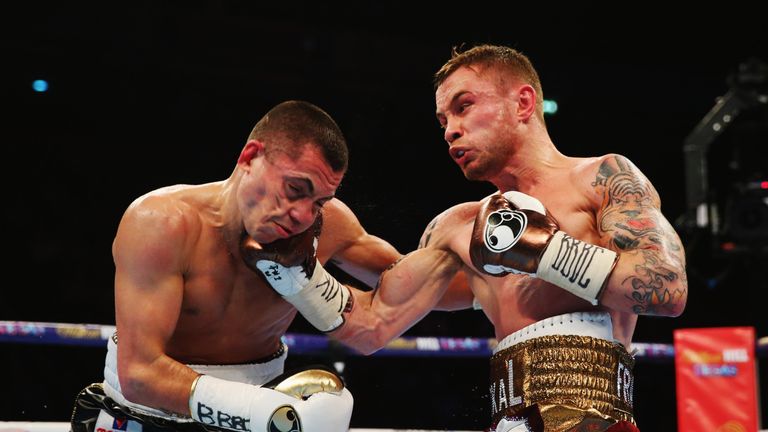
2, 320, 765, 360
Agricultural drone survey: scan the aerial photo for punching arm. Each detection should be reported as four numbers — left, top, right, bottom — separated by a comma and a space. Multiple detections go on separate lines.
332, 211, 465, 354
242, 214, 351, 332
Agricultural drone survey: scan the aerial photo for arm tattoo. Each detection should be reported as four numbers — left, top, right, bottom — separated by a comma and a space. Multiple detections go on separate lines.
595, 156, 687, 315
591, 162, 613, 188
624, 249, 684, 314
418, 215, 441, 249
375, 255, 408, 290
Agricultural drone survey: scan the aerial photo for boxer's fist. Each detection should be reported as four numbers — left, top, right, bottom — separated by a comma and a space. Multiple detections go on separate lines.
470, 191, 559, 276
264, 366, 345, 399
266, 367, 353, 432
470, 191, 618, 305
241, 214, 350, 332
190, 366, 353, 432
240, 214, 322, 296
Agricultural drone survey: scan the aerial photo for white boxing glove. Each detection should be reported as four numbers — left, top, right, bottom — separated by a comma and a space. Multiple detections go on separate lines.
189, 368, 353, 432
240, 214, 351, 332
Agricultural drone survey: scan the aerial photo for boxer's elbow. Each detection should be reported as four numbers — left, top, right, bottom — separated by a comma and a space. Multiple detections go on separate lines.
362, 321, 398, 355
333, 311, 397, 355
335, 333, 387, 356
119, 364, 154, 405
642, 275, 688, 318
351, 338, 386, 356
657, 258, 688, 317
667, 277, 688, 318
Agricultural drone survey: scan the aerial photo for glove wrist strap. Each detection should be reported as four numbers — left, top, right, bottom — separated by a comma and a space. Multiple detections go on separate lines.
189, 375, 294, 431
285, 262, 350, 332
536, 231, 618, 305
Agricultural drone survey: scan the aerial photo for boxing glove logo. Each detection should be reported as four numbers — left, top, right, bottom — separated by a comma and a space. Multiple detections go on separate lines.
267, 405, 302, 432
483, 209, 527, 253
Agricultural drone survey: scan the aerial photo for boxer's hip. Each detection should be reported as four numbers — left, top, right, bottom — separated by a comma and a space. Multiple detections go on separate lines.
102, 332, 288, 421
489, 312, 635, 431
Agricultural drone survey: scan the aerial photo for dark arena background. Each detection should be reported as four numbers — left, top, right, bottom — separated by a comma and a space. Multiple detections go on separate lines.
2, 2, 767, 431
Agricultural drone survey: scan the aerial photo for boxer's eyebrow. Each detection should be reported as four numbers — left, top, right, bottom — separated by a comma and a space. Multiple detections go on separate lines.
286, 177, 335, 203
436, 91, 469, 118
287, 177, 314, 194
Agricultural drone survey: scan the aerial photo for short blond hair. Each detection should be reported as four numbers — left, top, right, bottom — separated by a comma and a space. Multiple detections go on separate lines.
434, 44, 544, 120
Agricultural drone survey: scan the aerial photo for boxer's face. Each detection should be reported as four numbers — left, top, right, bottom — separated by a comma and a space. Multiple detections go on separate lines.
238, 142, 342, 243
435, 65, 519, 181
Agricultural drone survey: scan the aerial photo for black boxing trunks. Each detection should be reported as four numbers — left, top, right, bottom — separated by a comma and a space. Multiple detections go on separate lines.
487, 312, 638, 432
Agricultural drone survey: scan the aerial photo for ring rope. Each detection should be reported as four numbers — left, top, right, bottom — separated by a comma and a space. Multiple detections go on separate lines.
6, 320, 764, 360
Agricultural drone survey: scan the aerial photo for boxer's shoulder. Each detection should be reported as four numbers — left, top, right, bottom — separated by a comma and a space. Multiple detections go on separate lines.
575, 153, 658, 205
442, 200, 484, 222
315, 198, 366, 249
116, 187, 210, 262
580, 153, 645, 182
318, 197, 355, 224
418, 201, 479, 250
124, 184, 210, 224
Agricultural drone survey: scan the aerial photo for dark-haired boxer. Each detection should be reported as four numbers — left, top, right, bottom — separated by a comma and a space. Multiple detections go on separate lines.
69, 100, 437, 432
254, 45, 688, 432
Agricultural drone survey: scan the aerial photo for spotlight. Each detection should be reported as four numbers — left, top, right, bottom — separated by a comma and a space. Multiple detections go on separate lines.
32, 79, 49, 93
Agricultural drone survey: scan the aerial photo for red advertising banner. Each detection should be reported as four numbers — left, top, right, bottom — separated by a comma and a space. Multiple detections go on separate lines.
674, 327, 760, 432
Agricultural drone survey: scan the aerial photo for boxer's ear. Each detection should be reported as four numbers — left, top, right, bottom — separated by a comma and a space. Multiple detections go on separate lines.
515, 84, 537, 122
238, 140, 265, 168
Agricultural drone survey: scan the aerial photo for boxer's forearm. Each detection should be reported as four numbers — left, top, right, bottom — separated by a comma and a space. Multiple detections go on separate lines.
328, 234, 402, 289
119, 354, 200, 415
601, 245, 687, 317
332, 248, 462, 355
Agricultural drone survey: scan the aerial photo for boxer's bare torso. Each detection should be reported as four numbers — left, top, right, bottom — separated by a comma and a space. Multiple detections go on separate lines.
419, 155, 633, 348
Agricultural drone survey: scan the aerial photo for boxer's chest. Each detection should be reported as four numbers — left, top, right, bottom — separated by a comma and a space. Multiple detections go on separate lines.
165, 238, 296, 363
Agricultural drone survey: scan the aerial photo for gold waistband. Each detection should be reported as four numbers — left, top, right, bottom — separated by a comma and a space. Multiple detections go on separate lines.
489, 334, 635, 427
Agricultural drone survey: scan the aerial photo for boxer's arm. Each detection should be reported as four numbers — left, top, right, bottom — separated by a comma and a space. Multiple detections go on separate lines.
247, 199, 398, 332
432, 271, 474, 311
592, 155, 688, 316
317, 198, 402, 288
418, 212, 474, 311
113, 197, 199, 415
321, 199, 473, 310
116, 199, 355, 430
331, 210, 465, 354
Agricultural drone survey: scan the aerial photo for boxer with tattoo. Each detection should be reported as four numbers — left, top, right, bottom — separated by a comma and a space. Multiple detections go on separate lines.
256, 45, 687, 432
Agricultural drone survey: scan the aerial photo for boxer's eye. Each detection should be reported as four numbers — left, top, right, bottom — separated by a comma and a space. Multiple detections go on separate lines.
285, 182, 307, 199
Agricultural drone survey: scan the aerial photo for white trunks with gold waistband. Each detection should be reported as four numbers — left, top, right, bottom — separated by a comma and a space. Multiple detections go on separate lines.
102, 333, 287, 423
488, 312, 637, 432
